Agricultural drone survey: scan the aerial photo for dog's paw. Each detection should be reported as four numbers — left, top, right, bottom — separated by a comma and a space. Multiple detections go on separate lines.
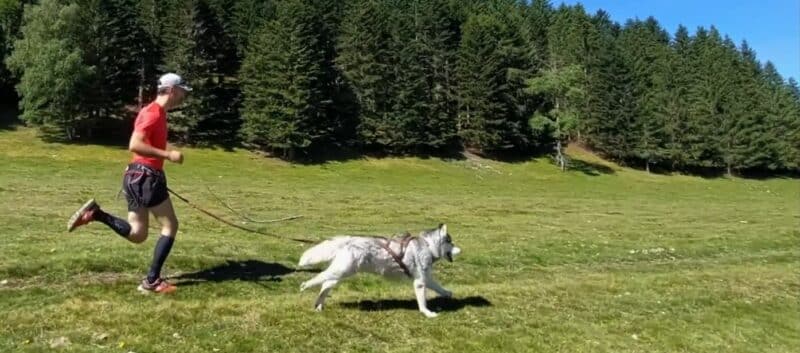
422, 310, 439, 318
314, 304, 324, 312
439, 290, 453, 298
300, 282, 309, 292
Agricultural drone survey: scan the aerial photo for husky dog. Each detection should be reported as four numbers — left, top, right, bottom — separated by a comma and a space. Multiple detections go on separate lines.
298, 224, 461, 318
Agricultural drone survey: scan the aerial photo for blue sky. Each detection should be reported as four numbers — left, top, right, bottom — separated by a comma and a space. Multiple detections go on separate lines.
559, 0, 799, 81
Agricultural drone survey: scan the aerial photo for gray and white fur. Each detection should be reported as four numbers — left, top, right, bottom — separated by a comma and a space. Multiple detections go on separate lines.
298, 223, 461, 318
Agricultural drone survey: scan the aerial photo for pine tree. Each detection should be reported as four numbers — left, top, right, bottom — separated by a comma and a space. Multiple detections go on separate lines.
657, 24, 693, 170
334, 0, 461, 153
617, 18, 671, 172
136, 0, 167, 106
382, 0, 459, 153
685, 27, 736, 170
711, 36, 745, 175
717, 40, 773, 173
455, 13, 497, 150
547, 4, 590, 68
418, 0, 461, 151
336, 0, 401, 150
307, 0, 354, 150
160, 0, 239, 145
582, 10, 629, 159
239, 0, 327, 158
579, 9, 610, 147
788, 78, 800, 100
0, 0, 17, 54
389, 4, 430, 151
336, 0, 461, 153
0, 0, 18, 100
159, 0, 202, 143
581, 10, 636, 162
0, 8, 7, 101
70, 0, 154, 139
230, 0, 274, 57
455, 8, 529, 153
643, 23, 690, 172
682, 27, 710, 168
521, 0, 552, 75
0, 0, 34, 103
192, 0, 240, 145
762, 62, 800, 170
682, 27, 765, 174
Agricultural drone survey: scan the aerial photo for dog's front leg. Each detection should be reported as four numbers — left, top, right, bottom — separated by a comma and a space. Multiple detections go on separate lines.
424, 272, 452, 298
413, 278, 438, 318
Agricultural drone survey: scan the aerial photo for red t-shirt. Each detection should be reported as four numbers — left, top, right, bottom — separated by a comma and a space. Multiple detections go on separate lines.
131, 102, 168, 170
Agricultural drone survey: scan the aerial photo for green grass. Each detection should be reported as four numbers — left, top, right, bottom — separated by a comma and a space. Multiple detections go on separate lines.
1, 127, 798, 353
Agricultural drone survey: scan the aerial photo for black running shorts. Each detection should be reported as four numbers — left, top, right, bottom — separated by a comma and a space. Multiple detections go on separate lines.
122, 163, 169, 211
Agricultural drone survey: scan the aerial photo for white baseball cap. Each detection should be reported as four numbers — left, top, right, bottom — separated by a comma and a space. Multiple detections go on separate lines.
157, 73, 192, 91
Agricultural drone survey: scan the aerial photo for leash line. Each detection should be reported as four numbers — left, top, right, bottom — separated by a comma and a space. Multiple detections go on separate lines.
166, 187, 317, 244
204, 185, 303, 224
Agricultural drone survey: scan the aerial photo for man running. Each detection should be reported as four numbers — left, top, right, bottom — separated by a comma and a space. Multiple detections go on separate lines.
67, 73, 191, 294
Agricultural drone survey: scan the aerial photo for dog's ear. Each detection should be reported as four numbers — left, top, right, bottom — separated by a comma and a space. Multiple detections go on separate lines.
439, 223, 447, 235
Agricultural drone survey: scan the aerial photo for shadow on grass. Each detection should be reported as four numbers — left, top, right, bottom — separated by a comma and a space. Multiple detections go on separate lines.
339, 296, 492, 313
569, 159, 616, 176
170, 259, 315, 286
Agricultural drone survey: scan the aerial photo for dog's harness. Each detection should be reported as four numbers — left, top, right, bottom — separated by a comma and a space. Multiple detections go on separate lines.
375, 233, 416, 278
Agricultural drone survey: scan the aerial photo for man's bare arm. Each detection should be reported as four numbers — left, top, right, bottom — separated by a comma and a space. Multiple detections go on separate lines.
129, 131, 182, 163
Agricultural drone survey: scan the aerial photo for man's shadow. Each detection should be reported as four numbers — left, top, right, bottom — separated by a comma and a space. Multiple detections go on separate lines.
339, 296, 492, 313
169, 259, 315, 287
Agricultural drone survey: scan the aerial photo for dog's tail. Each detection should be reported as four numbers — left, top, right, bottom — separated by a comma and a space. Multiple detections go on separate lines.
298, 236, 352, 268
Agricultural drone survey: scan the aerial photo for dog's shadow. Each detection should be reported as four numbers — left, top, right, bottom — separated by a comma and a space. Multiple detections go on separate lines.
339, 296, 492, 313
170, 259, 315, 286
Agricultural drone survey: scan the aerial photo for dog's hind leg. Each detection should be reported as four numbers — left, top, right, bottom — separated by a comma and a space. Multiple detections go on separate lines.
301, 252, 355, 297
300, 271, 328, 292
314, 280, 339, 311
301, 252, 346, 291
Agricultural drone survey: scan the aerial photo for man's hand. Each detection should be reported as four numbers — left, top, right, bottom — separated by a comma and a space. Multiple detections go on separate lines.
167, 150, 184, 164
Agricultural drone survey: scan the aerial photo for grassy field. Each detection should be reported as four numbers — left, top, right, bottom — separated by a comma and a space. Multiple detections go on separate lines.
0, 127, 798, 353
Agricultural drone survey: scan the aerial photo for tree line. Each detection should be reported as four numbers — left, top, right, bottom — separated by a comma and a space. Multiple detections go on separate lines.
1, 0, 798, 174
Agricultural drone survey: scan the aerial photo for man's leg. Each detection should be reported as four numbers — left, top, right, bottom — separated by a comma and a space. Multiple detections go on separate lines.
67, 199, 150, 243
138, 197, 178, 294
125, 208, 149, 243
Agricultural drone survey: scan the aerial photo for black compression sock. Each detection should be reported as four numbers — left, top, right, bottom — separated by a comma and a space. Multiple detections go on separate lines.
93, 208, 132, 238
147, 235, 175, 283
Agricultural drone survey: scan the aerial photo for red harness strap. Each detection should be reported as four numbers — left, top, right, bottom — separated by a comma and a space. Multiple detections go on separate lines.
375, 233, 416, 278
